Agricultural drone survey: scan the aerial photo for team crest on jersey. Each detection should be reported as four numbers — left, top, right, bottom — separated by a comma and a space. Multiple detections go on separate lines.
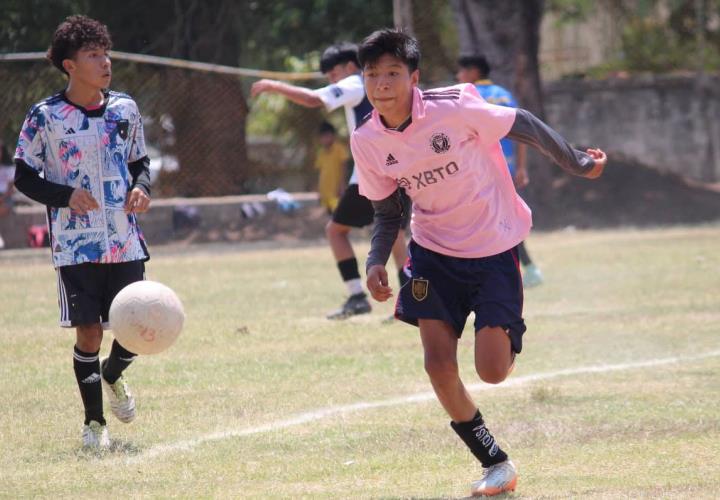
429, 132, 451, 154
331, 86, 344, 98
411, 278, 429, 301
116, 119, 129, 140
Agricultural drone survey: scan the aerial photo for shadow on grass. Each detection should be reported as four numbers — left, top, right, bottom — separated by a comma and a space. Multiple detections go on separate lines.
74, 438, 142, 460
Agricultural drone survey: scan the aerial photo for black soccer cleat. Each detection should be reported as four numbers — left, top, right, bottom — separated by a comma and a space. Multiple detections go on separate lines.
326, 293, 372, 320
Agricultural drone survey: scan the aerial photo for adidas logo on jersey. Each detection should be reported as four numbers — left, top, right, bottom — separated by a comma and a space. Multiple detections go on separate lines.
386, 153, 399, 166
81, 373, 101, 384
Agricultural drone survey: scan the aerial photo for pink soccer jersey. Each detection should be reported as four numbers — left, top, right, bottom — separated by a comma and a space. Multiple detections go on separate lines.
351, 83, 532, 258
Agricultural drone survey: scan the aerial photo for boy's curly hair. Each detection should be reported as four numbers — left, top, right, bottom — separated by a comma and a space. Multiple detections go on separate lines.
46, 15, 112, 75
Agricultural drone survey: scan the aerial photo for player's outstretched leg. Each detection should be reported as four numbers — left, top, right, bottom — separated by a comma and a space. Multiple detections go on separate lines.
74, 324, 110, 448
419, 319, 516, 496
462, 325, 518, 495
100, 340, 137, 423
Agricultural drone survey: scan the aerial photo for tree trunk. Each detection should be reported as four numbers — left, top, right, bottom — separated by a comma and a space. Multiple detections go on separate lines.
451, 0, 564, 203
394, 0, 415, 34
451, 0, 545, 117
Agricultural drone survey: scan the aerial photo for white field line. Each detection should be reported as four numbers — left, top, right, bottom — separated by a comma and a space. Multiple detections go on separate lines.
126, 349, 720, 463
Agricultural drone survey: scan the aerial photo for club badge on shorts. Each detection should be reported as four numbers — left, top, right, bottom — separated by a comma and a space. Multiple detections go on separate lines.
412, 278, 429, 301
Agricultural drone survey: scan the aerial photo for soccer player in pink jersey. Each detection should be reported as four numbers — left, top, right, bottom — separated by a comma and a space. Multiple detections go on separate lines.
351, 29, 606, 497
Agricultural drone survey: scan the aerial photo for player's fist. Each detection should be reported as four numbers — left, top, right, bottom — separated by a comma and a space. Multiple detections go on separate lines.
69, 188, 99, 214
584, 148, 607, 179
366, 264, 393, 302
250, 79, 278, 98
125, 187, 151, 214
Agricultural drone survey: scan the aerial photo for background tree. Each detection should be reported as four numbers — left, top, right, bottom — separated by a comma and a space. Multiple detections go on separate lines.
449, 0, 553, 198
0, 0, 393, 195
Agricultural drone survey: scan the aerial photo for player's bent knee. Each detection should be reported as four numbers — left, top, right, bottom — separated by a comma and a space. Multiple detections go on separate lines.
475, 364, 509, 385
326, 221, 345, 238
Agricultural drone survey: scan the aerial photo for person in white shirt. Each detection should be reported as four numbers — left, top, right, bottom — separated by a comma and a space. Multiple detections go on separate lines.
251, 43, 411, 319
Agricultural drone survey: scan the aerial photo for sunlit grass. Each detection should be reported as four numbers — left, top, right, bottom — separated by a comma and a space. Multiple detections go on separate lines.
1, 225, 718, 498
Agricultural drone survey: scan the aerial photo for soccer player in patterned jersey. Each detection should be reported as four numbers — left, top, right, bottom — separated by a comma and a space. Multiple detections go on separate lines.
351, 29, 606, 497
251, 43, 411, 320
457, 55, 543, 288
13, 16, 152, 449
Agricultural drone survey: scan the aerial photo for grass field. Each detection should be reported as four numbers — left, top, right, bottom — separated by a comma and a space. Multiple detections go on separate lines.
1, 225, 719, 499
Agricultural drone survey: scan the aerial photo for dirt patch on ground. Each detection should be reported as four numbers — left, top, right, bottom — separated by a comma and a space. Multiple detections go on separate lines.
522, 156, 720, 230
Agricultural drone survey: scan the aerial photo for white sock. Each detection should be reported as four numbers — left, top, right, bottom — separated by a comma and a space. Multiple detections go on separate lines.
345, 278, 363, 296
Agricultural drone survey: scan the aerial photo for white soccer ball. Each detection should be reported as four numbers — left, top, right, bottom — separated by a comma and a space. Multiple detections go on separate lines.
109, 280, 185, 355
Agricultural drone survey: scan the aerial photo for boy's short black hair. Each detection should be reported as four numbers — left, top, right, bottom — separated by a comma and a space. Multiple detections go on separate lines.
358, 29, 420, 72
458, 55, 491, 78
320, 42, 359, 74
46, 15, 113, 75
318, 121, 336, 135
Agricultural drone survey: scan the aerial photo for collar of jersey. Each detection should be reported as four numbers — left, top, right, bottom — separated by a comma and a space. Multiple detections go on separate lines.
375, 86, 425, 134
61, 89, 110, 118
474, 79, 493, 85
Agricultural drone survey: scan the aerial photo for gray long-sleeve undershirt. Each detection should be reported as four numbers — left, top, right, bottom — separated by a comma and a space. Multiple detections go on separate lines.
366, 109, 597, 271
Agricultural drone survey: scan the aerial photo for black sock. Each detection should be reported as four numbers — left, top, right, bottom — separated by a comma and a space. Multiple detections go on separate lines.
517, 241, 532, 266
397, 267, 410, 288
337, 258, 361, 282
73, 346, 105, 425
450, 410, 508, 467
102, 340, 137, 384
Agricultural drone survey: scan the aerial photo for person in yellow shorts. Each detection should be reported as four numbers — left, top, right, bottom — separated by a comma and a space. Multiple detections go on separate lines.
315, 121, 348, 214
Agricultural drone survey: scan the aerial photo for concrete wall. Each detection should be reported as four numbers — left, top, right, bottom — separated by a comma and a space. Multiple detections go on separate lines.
0, 193, 329, 251
544, 74, 720, 182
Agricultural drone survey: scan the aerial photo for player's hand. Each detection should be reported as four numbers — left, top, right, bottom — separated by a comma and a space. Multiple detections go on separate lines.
514, 168, 529, 189
69, 188, 99, 215
584, 148, 607, 179
367, 264, 393, 302
250, 79, 278, 98
125, 187, 151, 214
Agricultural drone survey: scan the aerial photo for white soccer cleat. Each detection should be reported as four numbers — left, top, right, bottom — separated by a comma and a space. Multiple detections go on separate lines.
522, 263, 543, 288
471, 459, 518, 497
82, 420, 110, 449
101, 358, 136, 423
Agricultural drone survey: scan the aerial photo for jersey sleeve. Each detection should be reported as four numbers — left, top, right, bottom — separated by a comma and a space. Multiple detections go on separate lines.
314, 75, 365, 113
460, 83, 517, 146
350, 132, 397, 201
128, 104, 148, 163
14, 105, 47, 173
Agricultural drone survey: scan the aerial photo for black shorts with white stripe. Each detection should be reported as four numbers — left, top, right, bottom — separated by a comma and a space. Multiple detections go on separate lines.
56, 261, 145, 328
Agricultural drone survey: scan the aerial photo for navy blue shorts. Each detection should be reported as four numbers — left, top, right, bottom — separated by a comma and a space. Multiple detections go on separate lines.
395, 240, 526, 353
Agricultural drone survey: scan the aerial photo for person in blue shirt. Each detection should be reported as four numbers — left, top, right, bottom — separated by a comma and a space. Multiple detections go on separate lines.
457, 55, 543, 288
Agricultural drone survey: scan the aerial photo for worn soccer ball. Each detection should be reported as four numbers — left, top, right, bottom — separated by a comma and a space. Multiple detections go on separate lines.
109, 280, 185, 355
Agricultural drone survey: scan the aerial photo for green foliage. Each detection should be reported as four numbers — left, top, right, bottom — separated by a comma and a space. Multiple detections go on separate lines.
547, 0, 595, 23
549, 0, 720, 75
622, 18, 698, 72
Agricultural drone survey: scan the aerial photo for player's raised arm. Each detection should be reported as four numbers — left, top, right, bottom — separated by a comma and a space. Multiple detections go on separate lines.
506, 109, 607, 179
250, 79, 324, 108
